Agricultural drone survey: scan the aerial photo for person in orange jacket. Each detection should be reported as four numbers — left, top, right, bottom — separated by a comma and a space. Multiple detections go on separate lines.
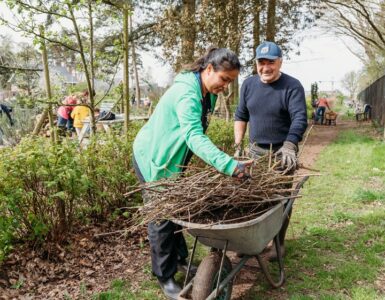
315, 97, 330, 125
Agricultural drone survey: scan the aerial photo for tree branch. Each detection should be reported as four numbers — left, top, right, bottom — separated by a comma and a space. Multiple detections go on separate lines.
11, 0, 70, 20
0, 65, 42, 72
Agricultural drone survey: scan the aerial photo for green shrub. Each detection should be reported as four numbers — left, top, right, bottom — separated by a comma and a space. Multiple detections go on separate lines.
0, 124, 143, 259
0, 118, 233, 259
80, 129, 141, 215
0, 137, 88, 245
206, 117, 235, 155
306, 95, 314, 119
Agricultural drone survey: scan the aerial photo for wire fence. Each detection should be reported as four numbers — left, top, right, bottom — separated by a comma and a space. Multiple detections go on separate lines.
0, 107, 39, 146
358, 75, 385, 126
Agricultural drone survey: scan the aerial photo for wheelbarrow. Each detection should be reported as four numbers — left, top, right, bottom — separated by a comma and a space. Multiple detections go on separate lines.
174, 176, 309, 300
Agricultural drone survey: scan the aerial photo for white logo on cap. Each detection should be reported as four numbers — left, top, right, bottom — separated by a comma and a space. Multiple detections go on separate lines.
261, 46, 269, 54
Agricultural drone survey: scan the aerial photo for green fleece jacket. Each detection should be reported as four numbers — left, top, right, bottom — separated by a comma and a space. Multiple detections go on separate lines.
133, 72, 237, 182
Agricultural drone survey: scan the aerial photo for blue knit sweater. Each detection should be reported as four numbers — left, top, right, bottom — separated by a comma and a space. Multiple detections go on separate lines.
235, 73, 308, 146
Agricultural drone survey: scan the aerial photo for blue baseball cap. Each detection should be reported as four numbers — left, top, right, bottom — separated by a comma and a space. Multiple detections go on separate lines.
255, 41, 282, 60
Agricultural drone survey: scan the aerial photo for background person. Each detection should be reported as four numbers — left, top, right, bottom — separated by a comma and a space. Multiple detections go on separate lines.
132, 47, 250, 300
57, 95, 77, 134
0, 103, 14, 126
71, 93, 90, 136
315, 96, 331, 125
363, 103, 372, 121
234, 41, 308, 260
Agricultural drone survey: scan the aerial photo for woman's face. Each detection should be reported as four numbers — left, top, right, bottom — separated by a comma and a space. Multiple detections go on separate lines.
202, 64, 239, 95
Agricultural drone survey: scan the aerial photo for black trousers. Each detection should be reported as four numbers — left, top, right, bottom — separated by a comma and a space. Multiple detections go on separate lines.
132, 156, 188, 281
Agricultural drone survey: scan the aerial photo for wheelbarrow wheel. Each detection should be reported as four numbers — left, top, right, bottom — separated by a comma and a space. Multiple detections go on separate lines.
192, 252, 233, 300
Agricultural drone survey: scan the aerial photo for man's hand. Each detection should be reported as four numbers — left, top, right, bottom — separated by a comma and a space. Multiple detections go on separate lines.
232, 160, 253, 179
275, 141, 298, 172
233, 143, 242, 158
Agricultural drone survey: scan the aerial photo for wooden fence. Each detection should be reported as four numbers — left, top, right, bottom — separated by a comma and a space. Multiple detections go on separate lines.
358, 75, 385, 127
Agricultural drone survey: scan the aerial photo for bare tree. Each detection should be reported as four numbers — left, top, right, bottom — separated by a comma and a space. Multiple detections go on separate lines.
341, 70, 360, 100
321, 0, 385, 81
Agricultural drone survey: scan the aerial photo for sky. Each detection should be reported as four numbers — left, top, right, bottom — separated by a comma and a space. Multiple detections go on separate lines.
281, 29, 363, 93
142, 28, 363, 93
0, 3, 363, 94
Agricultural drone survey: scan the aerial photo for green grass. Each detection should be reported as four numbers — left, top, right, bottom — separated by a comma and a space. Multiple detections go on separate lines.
247, 129, 385, 299
97, 128, 385, 299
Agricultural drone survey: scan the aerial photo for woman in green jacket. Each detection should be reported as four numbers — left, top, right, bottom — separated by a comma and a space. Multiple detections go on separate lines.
133, 47, 249, 300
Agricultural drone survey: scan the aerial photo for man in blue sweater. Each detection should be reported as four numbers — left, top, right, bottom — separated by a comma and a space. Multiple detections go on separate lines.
234, 41, 308, 259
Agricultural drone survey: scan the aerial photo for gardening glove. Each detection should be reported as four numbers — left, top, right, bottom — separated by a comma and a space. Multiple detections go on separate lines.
233, 143, 243, 158
232, 160, 253, 179
275, 141, 298, 173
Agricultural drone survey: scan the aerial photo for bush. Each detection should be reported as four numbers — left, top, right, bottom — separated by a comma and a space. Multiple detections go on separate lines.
0, 137, 88, 245
0, 118, 231, 259
206, 117, 235, 155
0, 124, 143, 259
80, 126, 142, 215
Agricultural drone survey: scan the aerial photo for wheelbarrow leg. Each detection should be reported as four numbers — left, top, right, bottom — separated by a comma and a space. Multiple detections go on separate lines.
214, 240, 229, 297
256, 234, 285, 288
183, 236, 199, 288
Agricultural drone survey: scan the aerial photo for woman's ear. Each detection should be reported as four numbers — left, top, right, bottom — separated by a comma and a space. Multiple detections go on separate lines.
206, 63, 213, 75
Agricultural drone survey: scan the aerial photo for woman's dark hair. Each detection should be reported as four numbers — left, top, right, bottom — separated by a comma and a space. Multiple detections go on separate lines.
183, 47, 241, 73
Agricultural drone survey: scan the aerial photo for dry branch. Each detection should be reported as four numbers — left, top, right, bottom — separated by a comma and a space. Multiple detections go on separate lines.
125, 154, 312, 232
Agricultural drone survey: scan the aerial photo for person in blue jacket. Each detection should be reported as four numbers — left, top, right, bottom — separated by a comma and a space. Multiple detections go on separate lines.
234, 41, 308, 261
133, 47, 250, 300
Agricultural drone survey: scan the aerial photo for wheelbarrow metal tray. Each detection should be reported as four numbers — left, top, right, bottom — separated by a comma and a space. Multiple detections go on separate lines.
173, 202, 284, 255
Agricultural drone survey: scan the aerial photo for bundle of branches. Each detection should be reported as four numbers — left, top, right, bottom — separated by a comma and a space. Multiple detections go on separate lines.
126, 155, 308, 230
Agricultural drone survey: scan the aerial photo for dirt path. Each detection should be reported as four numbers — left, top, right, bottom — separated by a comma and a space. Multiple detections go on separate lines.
0, 120, 362, 300
230, 120, 359, 299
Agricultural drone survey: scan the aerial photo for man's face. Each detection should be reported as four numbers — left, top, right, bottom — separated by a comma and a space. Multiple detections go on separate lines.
204, 64, 239, 95
256, 58, 282, 84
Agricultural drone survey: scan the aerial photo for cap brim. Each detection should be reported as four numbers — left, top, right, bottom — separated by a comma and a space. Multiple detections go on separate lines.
256, 55, 280, 60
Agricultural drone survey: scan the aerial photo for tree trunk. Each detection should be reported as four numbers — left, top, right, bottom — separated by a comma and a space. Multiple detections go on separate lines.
68, 4, 96, 134
32, 109, 49, 136
252, 0, 262, 74
252, 0, 262, 57
88, 0, 95, 97
226, 0, 240, 104
230, 77, 239, 106
180, 0, 196, 69
130, 13, 141, 109
36, 25, 56, 143
123, 3, 130, 134
266, 0, 276, 42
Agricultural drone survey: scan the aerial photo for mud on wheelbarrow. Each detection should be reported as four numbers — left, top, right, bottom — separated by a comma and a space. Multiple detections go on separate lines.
174, 176, 309, 300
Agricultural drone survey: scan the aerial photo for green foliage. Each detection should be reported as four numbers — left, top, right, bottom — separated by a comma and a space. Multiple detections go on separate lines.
206, 117, 235, 155
0, 124, 143, 259
305, 95, 314, 119
67, 82, 89, 95
15, 94, 37, 109
80, 131, 138, 215
311, 82, 318, 105
0, 137, 88, 245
